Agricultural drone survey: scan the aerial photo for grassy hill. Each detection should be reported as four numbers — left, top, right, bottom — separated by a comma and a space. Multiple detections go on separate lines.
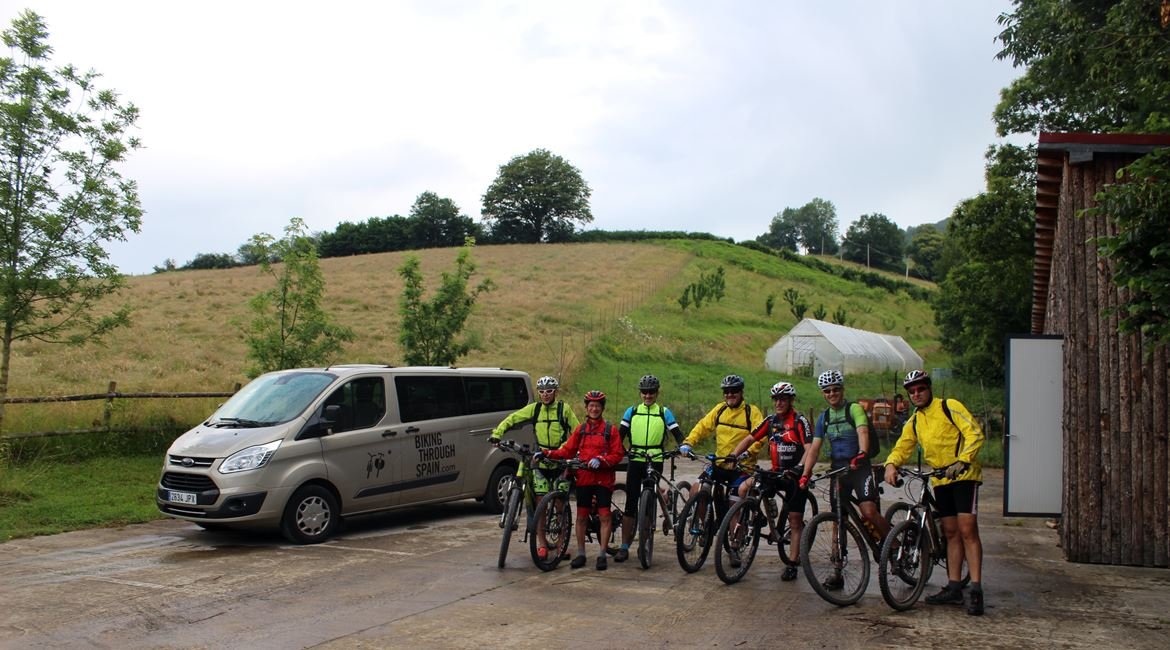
3, 239, 978, 436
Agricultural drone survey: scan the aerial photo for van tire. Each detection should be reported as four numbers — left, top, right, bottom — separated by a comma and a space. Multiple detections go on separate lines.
484, 464, 513, 514
281, 485, 339, 544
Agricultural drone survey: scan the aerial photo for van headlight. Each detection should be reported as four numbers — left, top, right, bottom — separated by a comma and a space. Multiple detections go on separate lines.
219, 440, 282, 474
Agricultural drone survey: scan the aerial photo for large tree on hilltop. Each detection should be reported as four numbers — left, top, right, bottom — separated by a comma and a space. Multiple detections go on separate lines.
408, 191, 478, 249
0, 11, 143, 430
996, 0, 1170, 344
841, 213, 903, 271
481, 149, 592, 243
758, 198, 840, 254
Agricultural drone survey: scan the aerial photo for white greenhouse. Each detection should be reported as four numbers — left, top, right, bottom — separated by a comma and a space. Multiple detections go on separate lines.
763, 318, 924, 376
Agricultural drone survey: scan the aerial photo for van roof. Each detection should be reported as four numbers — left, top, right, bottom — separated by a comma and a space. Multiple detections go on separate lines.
275, 365, 527, 379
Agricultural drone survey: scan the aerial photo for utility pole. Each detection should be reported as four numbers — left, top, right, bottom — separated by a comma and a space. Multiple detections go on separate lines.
867, 243, 870, 268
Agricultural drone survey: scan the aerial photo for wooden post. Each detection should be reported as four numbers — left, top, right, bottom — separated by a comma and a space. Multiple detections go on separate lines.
104, 381, 117, 430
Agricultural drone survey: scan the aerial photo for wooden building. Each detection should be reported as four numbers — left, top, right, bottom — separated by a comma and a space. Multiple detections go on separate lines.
1033, 132, 1170, 566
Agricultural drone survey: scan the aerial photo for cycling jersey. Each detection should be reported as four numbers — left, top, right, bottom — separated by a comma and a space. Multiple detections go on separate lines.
886, 397, 984, 486
683, 400, 765, 469
546, 418, 625, 489
748, 410, 812, 472
814, 402, 869, 466
491, 399, 580, 450
620, 402, 683, 461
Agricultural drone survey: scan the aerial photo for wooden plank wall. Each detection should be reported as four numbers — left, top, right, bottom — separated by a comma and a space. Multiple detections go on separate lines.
1047, 152, 1170, 566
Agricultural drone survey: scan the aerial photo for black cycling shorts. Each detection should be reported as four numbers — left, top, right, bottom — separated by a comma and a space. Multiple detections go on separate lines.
624, 459, 664, 517
934, 480, 979, 517
829, 462, 880, 510
576, 484, 612, 513
779, 476, 809, 514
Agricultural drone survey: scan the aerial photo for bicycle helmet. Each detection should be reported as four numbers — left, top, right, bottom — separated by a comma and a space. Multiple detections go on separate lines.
817, 370, 844, 389
583, 389, 607, 407
638, 374, 660, 392
770, 381, 796, 398
903, 369, 931, 388
720, 374, 745, 392
535, 376, 559, 390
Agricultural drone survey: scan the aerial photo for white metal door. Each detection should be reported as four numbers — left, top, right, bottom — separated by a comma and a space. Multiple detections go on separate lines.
1005, 336, 1063, 516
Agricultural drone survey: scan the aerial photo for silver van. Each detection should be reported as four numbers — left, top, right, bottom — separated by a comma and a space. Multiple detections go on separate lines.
157, 365, 532, 543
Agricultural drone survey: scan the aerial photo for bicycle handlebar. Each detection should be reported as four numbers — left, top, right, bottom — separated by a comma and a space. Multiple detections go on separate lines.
495, 439, 536, 458
626, 448, 682, 462
805, 464, 851, 489
890, 465, 947, 488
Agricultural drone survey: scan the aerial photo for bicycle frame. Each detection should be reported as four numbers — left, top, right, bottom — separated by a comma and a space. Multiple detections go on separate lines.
629, 449, 690, 533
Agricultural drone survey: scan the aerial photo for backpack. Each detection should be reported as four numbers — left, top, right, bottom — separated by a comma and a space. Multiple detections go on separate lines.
531, 401, 571, 445
714, 402, 757, 432
911, 398, 958, 436
818, 401, 879, 460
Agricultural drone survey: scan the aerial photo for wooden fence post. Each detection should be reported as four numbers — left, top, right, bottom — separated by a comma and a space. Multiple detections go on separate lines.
104, 381, 117, 430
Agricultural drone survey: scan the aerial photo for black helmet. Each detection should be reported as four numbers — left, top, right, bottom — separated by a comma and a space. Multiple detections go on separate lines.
720, 374, 745, 392
638, 374, 660, 391
903, 369, 931, 388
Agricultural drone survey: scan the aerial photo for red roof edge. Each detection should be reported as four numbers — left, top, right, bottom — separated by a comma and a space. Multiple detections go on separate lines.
1039, 132, 1170, 147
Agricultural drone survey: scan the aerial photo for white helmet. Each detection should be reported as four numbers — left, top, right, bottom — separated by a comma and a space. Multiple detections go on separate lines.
770, 381, 796, 398
817, 370, 844, 389
535, 376, 559, 390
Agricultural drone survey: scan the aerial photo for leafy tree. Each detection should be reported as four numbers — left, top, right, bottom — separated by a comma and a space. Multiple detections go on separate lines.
934, 144, 1034, 380
0, 11, 143, 429
783, 287, 807, 321
757, 209, 801, 252
1087, 148, 1170, 342
407, 191, 479, 249
813, 304, 827, 321
153, 259, 176, 274
841, 213, 903, 271
398, 238, 494, 365
184, 252, 238, 270
241, 218, 354, 377
481, 148, 592, 243
831, 306, 848, 326
757, 198, 840, 254
794, 198, 841, 255
996, 0, 1170, 345
906, 227, 946, 281
765, 294, 775, 317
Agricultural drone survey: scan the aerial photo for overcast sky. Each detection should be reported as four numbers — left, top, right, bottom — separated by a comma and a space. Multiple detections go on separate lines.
4, 1, 1026, 275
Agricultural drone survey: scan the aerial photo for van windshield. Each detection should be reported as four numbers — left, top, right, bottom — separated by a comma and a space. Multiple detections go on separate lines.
209, 371, 336, 426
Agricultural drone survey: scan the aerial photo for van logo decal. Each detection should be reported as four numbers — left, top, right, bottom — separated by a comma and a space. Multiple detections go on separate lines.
181, 457, 195, 467
366, 452, 386, 478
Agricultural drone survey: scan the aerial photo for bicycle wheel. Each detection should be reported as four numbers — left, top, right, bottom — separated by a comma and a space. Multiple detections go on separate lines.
530, 491, 572, 572
714, 498, 761, 584
884, 500, 912, 528
637, 488, 657, 569
676, 489, 714, 573
800, 511, 871, 606
608, 481, 627, 554
777, 490, 819, 567
878, 519, 932, 610
497, 484, 522, 568
664, 481, 692, 536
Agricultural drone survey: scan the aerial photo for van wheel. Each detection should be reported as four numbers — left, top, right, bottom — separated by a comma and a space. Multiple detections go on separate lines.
484, 464, 513, 514
281, 485, 339, 544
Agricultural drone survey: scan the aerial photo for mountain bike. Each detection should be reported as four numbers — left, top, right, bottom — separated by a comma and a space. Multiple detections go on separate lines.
675, 453, 742, 573
878, 465, 972, 610
494, 439, 538, 569
529, 457, 627, 571
799, 465, 898, 606
627, 448, 693, 570
713, 463, 819, 584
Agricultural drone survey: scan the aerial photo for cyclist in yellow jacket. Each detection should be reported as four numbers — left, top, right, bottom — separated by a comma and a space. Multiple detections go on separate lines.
883, 370, 986, 616
679, 374, 765, 501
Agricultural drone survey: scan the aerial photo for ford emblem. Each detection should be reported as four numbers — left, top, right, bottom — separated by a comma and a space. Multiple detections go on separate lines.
181, 457, 195, 467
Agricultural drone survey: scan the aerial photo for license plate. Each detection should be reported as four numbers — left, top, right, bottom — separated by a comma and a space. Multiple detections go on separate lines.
168, 490, 198, 505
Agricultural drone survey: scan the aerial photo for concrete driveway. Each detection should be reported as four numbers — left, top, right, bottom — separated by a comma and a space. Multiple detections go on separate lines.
1, 469, 1167, 649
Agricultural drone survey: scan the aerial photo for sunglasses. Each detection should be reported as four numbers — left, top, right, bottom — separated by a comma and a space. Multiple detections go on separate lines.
537, 389, 556, 395
821, 386, 842, 395
907, 385, 930, 395
640, 390, 658, 395
723, 390, 742, 396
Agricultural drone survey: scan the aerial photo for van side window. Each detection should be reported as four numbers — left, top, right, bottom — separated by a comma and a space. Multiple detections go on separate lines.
323, 377, 386, 433
396, 376, 466, 422
464, 376, 530, 414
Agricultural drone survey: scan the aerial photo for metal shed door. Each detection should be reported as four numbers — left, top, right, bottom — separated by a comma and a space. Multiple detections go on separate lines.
1004, 336, 1063, 516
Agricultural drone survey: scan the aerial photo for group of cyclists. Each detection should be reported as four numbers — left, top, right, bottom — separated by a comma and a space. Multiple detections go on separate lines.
489, 367, 986, 616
